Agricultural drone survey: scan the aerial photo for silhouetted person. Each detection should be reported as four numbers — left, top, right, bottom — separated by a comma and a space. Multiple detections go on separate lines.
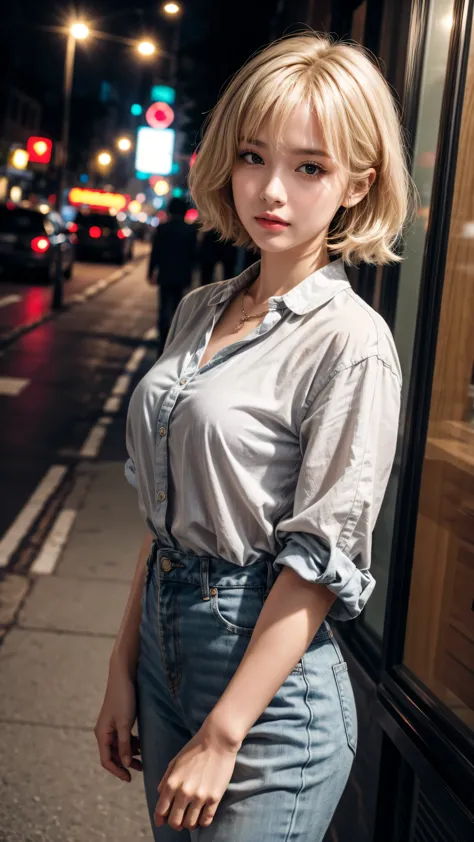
148, 198, 197, 355
199, 229, 237, 285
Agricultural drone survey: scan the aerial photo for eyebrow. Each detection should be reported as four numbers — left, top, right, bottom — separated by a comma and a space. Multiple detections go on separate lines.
242, 137, 332, 158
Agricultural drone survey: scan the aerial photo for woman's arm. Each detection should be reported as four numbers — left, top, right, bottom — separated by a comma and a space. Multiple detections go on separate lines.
205, 565, 337, 748
109, 529, 154, 676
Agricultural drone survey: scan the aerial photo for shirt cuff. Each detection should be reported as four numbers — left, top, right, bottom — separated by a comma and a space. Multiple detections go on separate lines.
124, 458, 138, 489
273, 533, 375, 621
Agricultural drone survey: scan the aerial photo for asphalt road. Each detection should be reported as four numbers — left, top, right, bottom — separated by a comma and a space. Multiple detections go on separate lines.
0, 243, 156, 551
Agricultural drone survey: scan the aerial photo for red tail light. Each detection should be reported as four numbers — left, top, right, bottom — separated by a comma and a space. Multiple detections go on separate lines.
89, 226, 102, 239
31, 236, 51, 254
117, 228, 126, 239
68, 222, 78, 233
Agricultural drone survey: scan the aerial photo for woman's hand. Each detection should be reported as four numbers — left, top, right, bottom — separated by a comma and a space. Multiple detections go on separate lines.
154, 723, 241, 831
94, 662, 142, 783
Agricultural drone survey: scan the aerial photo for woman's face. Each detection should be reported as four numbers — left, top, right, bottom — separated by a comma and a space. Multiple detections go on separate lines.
231, 101, 371, 256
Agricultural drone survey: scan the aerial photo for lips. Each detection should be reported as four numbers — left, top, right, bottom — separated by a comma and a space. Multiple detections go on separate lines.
255, 215, 289, 230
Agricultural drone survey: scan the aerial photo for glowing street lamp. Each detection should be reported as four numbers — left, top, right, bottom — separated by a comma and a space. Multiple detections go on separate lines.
116, 137, 132, 152
97, 151, 113, 167
70, 22, 89, 40
11, 149, 29, 170
162, 3, 181, 14
137, 40, 156, 57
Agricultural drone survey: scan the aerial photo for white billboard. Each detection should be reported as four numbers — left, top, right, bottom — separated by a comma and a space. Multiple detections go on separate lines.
135, 127, 175, 176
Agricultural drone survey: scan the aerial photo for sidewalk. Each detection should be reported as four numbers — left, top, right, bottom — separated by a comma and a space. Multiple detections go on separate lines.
0, 409, 152, 840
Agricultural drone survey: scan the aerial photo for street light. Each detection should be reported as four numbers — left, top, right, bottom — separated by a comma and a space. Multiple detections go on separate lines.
162, 2, 181, 14
116, 137, 132, 152
11, 149, 29, 170
97, 151, 113, 167
70, 22, 89, 40
137, 40, 156, 57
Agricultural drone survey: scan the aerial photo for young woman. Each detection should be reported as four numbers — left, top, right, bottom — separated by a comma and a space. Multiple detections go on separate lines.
95, 33, 412, 841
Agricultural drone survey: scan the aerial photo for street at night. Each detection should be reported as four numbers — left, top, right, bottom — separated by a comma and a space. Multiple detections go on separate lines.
1, 1, 474, 841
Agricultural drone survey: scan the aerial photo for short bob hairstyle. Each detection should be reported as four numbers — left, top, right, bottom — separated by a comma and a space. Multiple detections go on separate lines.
189, 33, 414, 265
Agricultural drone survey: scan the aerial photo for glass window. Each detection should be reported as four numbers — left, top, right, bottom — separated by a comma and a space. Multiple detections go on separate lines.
363, 0, 456, 639
403, 19, 474, 734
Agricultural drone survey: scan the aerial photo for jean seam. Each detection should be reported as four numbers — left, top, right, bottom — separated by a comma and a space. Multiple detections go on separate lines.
284, 657, 313, 841
210, 587, 265, 636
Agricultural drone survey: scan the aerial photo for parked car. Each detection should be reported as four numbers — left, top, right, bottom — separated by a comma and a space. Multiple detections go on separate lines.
0, 204, 75, 283
73, 211, 134, 264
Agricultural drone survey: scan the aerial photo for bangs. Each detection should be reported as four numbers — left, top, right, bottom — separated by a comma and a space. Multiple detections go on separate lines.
237, 68, 350, 172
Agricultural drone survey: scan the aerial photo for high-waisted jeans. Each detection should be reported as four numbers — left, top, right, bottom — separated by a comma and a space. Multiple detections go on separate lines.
136, 543, 357, 841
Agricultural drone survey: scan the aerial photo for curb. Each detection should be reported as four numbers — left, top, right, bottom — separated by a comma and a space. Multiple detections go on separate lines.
0, 252, 147, 352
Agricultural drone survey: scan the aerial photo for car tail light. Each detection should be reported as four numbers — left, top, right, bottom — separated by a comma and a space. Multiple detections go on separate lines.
117, 228, 126, 239
31, 236, 51, 254
68, 222, 78, 233
89, 226, 102, 239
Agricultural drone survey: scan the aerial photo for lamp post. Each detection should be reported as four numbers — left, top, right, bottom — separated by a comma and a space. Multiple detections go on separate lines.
52, 21, 89, 310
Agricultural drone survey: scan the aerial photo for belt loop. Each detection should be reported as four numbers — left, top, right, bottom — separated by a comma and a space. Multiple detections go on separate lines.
265, 559, 274, 594
200, 558, 210, 601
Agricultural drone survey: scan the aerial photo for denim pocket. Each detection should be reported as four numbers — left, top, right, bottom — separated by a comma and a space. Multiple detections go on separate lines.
210, 586, 265, 636
332, 662, 358, 756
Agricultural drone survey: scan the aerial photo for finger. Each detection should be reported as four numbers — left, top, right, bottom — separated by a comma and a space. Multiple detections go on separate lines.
183, 799, 204, 830
131, 734, 141, 754
199, 801, 218, 828
165, 792, 190, 831
117, 725, 132, 767
154, 785, 174, 827
99, 742, 132, 782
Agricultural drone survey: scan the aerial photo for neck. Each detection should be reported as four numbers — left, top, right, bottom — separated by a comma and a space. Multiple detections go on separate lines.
247, 239, 330, 305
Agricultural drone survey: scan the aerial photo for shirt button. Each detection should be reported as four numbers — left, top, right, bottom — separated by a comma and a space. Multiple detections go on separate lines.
159, 426, 166, 437
156, 491, 166, 502
161, 557, 172, 572
210, 587, 217, 597
179, 377, 187, 386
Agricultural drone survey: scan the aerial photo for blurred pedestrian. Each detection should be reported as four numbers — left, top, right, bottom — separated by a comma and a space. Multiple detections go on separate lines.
96, 32, 413, 842
198, 229, 237, 284
148, 197, 196, 355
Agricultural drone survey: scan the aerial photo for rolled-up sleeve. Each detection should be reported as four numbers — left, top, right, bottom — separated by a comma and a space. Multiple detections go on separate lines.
274, 356, 401, 621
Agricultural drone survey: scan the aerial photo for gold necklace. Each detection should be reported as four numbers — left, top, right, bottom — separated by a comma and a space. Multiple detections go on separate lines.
233, 287, 269, 333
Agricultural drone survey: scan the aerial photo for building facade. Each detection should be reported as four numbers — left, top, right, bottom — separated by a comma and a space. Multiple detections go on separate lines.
287, 0, 474, 839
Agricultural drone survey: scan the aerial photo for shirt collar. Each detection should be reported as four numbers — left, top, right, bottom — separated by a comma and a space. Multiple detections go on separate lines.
207, 258, 351, 315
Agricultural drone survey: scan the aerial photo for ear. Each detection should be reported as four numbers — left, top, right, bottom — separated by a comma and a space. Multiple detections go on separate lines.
341, 168, 377, 209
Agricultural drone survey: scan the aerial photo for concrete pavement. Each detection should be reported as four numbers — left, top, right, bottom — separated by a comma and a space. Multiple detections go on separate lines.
0, 387, 152, 841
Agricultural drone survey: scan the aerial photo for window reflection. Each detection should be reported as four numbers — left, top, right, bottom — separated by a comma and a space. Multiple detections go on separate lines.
404, 21, 474, 733
363, 0, 456, 639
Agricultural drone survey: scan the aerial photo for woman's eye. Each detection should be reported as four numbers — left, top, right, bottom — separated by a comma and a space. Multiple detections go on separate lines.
298, 163, 323, 177
239, 151, 263, 165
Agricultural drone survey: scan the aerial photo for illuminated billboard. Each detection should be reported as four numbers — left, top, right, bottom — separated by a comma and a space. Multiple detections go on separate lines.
135, 127, 175, 176
68, 188, 130, 211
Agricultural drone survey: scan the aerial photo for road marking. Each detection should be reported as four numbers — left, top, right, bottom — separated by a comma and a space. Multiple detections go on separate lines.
143, 326, 158, 340
125, 347, 146, 373
79, 418, 111, 458
0, 466, 68, 568
102, 395, 121, 414
0, 376, 30, 396
0, 294, 21, 309
112, 373, 131, 396
30, 508, 77, 575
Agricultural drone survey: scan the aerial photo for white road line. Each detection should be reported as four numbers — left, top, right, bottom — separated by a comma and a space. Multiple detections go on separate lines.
79, 419, 110, 458
143, 326, 158, 340
0, 465, 68, 567
31, 509, 77, 575
0, 376, 30, 396
125, 347, 146, 373
112, 374, 131, 396
102, 395, 121, 414
0, 294, 22, 309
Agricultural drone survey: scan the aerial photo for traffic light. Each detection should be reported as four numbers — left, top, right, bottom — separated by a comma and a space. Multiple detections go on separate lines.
27, 136, 53, 164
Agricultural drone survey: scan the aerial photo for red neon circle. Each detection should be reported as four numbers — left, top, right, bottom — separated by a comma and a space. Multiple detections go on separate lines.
146, 101, 174, 130
89, 226, 102, 239
31, 236, 50, 253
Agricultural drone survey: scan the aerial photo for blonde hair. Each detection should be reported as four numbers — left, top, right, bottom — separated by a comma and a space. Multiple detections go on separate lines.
189, 33, 414, 265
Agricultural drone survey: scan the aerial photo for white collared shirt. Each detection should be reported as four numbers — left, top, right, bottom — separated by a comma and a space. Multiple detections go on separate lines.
125, 259, 402, 621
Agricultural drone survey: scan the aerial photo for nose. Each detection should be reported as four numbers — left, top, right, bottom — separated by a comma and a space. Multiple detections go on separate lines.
260, 171, 286, 206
